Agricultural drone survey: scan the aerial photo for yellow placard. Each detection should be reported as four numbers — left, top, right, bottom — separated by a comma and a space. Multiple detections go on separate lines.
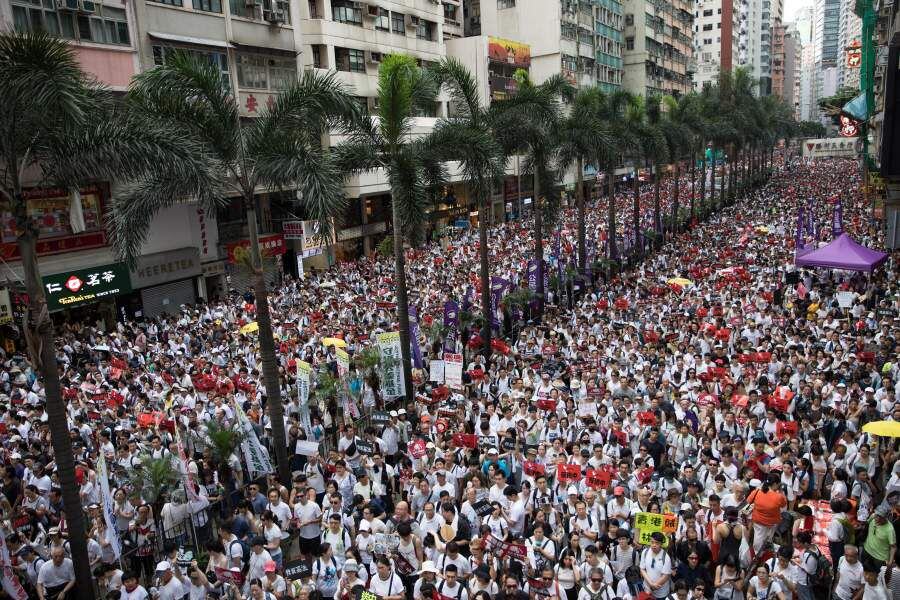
637, 528, 669, 547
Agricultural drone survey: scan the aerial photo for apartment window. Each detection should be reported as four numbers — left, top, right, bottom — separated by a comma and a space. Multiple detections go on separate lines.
703, 8, 712, 15
374, 7, 389, 30
153, 45, 229, 84
498, 0, 515, 8
237, 55, 268, 89
332, 0, 361, 25
703, 38, 711, 44
391, 11, 405, 33
308, 0, 320, 17
703, 23, 712, 30
717, 22, 721, 28
416, 18, 435, 40
335, 46, 365, 72
625, 13, 633, 25
12, 0, 130, 45
311, 44, 325, 68
149, 0, 182, 6
626, 36, 634, 50
193, 0, 222, 12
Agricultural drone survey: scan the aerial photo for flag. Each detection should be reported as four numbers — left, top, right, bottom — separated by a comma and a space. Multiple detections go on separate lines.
96, 453, 122, 560
234, 401, 274, 479
442, 300, 459, 354
796, 281, 808, 299
409, 305, 423, 369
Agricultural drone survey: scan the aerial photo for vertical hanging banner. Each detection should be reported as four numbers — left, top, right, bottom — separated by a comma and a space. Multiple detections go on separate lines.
296, 360, 312, 433
409, 306, 423, 369
376, 331, 405, 399
0, 525, 27, 600
174, 428, 200, 503
234, 401, 274, 479
443, 300, 459, 354
490, 277, 512, 332
832, 198, 843, 237
335, 347, 350, 378
527, 259, 540, 310
444, 353, 463, 390
96, 453, 122, 560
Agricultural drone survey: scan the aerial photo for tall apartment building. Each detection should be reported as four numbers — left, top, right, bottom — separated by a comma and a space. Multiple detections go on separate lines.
759, 0, 782, 93
771, 22, 785, 96
622, 0, 695, 96
462, 0, 624, 91
692, 0, 740, 89
741, 0, 763, 84
837, 0, 861, 89
813, 0, 841, 108
783, 24, 801, 115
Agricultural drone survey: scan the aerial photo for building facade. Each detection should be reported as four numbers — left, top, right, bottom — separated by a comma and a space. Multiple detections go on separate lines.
837, 0, 862, 88
622, 0, 695, 96
692, 0, 739, 89
813, 0, 841, 110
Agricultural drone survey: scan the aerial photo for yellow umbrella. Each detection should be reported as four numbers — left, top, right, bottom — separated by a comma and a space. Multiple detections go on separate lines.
666, 277, 694, 287
862, 420, 900, 438
239, 322, 259, 334
322, 337, 348, 348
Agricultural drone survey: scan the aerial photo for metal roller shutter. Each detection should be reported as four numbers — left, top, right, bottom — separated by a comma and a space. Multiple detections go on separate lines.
140, 279, 195, 318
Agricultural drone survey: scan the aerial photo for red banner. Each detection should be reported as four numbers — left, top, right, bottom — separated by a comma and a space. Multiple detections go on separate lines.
557, 463, 581, 484
452, 433, 478, 448
776, 420, 799, 439
225, 233, 286, 263
585, 468, 611, 490
524, 461, 546, 477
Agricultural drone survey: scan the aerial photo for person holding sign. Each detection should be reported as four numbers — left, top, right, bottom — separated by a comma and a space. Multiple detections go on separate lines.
639, 532, 673, 599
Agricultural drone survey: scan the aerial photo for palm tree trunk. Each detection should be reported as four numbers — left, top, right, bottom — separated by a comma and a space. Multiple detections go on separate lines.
653, 162, 661, 244
17, 222, 93, 596
389, 195, 415, 405
699, 151, 707, 216
719, 148, 727, 208
689, 151, 696, 221
533, 169, 544, 319
632, 163, 640, 256
607, 164, 617, 262
478, 189, 492, 359
576, 156, 586, 272
246, 204, 290, 485
672, 160, 681, 232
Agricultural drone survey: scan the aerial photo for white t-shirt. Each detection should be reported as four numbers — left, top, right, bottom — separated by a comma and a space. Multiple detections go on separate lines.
294, 501, 322, 539
37, 558, 75, 588
368, 571, 405, 597
748, 576, 783, 600
833, 556, 865, 600
639, 548, 672, 598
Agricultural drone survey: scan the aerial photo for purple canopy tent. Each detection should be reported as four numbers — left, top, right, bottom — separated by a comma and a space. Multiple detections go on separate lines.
794, 233, 888, 273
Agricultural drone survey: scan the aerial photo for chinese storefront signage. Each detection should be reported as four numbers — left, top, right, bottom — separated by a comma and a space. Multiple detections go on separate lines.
846, 40, 861, 68
42, 263, 131, 311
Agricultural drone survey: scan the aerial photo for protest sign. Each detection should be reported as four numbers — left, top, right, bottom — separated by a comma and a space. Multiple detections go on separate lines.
444, 353, 463, 390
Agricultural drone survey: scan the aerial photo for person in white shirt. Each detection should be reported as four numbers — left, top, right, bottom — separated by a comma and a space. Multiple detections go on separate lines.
153, 561, 188, 600
120, 571, 149, 600
294, 488, 323, 559
747, 563, 785, 600
368, 557, 405, 600
861, 564, 891, 600
832, 545, 865, 600
504, 486, 527, 537
569, 501, 600, 550
37, 547, 75, 600
640, 532, 673, 599
436, 564, 469, 600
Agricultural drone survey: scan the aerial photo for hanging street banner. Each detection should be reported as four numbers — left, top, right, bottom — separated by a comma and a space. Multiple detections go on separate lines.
234, 401, 274, 479
296, 360, 312, 405
376, 332, 405, 399
96, 453, 122, 560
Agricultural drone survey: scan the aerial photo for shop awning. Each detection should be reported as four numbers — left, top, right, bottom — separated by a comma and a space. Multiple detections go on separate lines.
147, 31, 233, 49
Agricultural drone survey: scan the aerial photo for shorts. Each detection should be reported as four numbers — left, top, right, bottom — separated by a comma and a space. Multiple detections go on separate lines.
299, 536, 320, 556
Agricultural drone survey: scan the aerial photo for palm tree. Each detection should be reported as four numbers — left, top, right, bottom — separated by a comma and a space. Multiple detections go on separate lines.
558, 87, 614, 273
595, 90, 637, 263
653, 96, 691, 238
626, 95, 668, 252
0, 31, 222, 594
492, 71, 572, 318
337, 55, 444, 402
117, 51, 359, 484
429, 58, 506, 358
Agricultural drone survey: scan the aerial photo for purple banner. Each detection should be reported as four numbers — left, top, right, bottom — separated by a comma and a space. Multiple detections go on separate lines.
527, 259, 540, 311
832, 198, 843, 237
443, 300, 459, 354
409, 305, 423, 369
490, 277, 512, 332
542, 260, 550, 300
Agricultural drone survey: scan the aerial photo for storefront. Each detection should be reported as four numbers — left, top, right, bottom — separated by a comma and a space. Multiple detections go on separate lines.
122, 247, 201, 318
43, 262, 131, 327
200, 259, 226, 302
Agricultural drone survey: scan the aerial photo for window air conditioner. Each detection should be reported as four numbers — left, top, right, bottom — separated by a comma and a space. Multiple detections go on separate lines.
366, 50, 383, 63
55, 0, 79, 10
79, 0, 96, 12
406, 14, 420, 27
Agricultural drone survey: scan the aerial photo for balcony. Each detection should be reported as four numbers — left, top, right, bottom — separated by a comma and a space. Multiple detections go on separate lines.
489, 74, 519, 99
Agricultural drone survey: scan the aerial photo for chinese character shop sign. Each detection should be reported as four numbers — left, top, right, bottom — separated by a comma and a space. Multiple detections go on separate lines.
42, 263, 131, 311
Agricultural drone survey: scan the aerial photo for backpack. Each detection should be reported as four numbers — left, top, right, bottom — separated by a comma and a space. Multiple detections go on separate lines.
806, 548, 832, 593
438, 580, 464, 600
229, 538, 251, 569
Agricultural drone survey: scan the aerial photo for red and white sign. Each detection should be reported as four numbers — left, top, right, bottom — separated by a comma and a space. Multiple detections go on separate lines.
225, 233, 286, 264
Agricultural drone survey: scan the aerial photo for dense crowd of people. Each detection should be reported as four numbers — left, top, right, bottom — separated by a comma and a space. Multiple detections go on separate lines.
1, 154, 899, 600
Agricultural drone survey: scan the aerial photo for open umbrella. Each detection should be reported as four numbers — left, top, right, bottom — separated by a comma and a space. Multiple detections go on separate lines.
666, 277, 694, 287
862, 420, 900, 438
239, 322, 259, 335
321, 337, 348, 348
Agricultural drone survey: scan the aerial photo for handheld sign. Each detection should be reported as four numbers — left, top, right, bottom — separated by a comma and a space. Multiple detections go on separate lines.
283, 559, 312, 580
472, 499, 494, 517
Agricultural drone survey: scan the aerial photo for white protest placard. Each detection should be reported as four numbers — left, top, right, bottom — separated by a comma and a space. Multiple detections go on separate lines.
445, 353, 463, 390
430, 360, 445, 383
296, 360, 312, 404
295, 440, 319, 456
836, 291, 856, 309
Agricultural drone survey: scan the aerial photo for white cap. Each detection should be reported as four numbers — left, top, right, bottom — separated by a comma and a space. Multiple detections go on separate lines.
567, 485, 579, 495
397, 409, 407, 415
418, 561, 439, 575
390, 410, 398, 417
749, 478, 762, 488
359, 521, 371, 532
488, 447, 499, 455
865, 387, 875, 392
155, 561, 171, 572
